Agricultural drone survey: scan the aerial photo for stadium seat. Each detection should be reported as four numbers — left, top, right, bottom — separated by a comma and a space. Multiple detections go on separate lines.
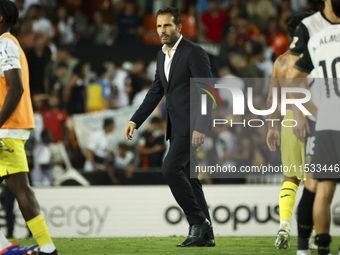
53, 142, 91, 186
56, 168, 90, 186
181, 14, 197, 41
143, 14, 197, 44
143, 14, 161, 44
144, 14, 157, 30
143, 30, 161, 44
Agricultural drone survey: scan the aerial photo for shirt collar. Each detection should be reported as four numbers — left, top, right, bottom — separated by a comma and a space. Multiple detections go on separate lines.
162, 35, 183, 54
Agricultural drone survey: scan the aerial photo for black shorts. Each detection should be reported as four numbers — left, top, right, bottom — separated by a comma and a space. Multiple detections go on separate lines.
312, 130, 340, 180
305, 118, 316, 165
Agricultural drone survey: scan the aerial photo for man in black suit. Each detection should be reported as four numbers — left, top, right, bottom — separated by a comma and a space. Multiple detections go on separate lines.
124, 7, 213, 247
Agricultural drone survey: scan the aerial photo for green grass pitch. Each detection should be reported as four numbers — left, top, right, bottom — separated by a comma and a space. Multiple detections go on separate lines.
11, 236, 340, 254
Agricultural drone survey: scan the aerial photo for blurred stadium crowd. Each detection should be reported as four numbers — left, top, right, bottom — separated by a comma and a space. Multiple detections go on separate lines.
12, 0, 325, 186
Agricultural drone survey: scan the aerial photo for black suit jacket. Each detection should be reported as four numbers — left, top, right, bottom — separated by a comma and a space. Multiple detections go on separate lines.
130, 37, 212, 140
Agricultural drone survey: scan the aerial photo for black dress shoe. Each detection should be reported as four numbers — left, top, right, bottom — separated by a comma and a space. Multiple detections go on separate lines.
197, 226, 215, 247
177, 219, 211, 247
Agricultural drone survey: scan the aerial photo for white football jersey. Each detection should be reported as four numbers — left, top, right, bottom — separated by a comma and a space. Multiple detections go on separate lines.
290, 11, 332, 122
290, 12, 332, 57
296, 24, 340, 131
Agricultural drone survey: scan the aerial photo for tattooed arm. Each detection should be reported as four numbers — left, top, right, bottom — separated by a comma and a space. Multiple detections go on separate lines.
266, 53, 286, 151
267, 53, 286, 123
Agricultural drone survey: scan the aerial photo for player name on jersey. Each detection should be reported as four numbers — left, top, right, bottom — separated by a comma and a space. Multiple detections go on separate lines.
313, 33, 340, 51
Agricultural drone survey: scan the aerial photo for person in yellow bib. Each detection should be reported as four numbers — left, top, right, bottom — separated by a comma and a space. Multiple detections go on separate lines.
266, 12, 317, 251
0, 1, 58, 255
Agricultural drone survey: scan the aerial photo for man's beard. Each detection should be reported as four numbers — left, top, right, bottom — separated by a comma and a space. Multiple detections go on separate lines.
161, 32, 177, 45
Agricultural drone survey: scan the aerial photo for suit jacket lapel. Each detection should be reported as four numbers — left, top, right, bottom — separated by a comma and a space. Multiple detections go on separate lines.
167, 38, 185, 88
158, 52, 167, 90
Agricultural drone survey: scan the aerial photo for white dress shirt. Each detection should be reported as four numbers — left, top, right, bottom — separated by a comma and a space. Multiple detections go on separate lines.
162, 35, 183, 82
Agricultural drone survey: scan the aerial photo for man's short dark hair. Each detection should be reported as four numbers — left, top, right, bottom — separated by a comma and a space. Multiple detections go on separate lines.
103, 118, 114, 128
150, 116, 162, 124
286, 11, 314, 38
332, 0, 340, 18
0, 0, 19, 28
156, 7, 181, 25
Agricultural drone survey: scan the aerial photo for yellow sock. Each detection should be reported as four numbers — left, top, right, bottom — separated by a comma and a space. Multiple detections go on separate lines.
27, 215, 53, 246
279, 181, 298, 223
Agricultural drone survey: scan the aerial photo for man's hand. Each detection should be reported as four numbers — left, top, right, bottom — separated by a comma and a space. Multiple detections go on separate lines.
192, 131, 205, 147
292, 108, 310, 143
266, 128, 280, 152
124, 122, 137, 140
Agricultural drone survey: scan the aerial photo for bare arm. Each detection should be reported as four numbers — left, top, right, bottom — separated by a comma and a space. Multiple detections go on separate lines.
126, 162, 134, 179
267, 57, 280, 129
286, 54, 299, 79
287, 64, 313, 142
106, 164, 119, 184
266, 57, 281, 151
284, 22, 314, 141
288, 67, 317, 116
0, 69, 24, 127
